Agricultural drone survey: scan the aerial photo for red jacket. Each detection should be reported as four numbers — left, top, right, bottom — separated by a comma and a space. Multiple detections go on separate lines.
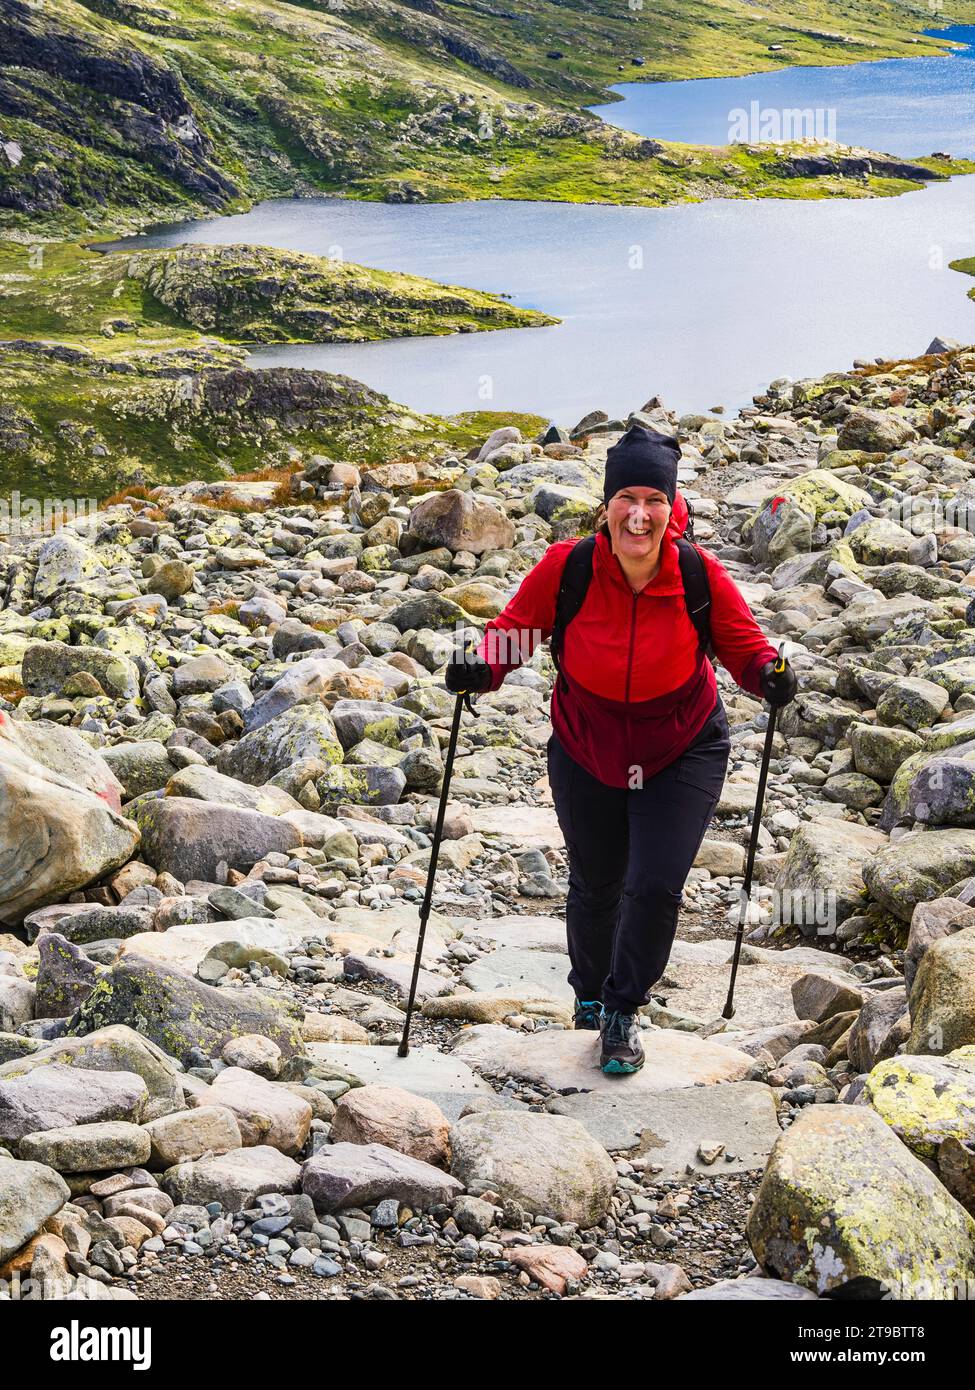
477, 495, 776, 787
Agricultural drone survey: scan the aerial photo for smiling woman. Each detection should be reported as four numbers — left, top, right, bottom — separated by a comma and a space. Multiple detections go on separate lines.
445, 422, 795, 1075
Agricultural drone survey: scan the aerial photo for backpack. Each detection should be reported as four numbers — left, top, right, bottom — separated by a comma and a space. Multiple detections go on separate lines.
550, 534, 713, 673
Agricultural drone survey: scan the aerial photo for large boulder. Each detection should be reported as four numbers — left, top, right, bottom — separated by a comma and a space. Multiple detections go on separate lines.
32, 532, 105, 602
21, 640, 139, 701
34, 933, 100, 1019
19, 1120, 151, 1173
906, 898, 975, 995
99, 742, 175, 799
0, 1025, 184, 1121
163, 1145, 301, 1209
0, 716, 124, 811
131, 797, 302, 883
64, 955, 305, 1067
837, 408, 916, 452
164, 764, 301, 815
143, 1105, 242, 1168
0, 1155, 70, 1263
216, 704, 342, 786
907, 927, 975, 1054
774, 820, 886, 931
847, 987, 908, 1072
449, 1110, 616, 1225
0, 732, 139, 926
747, 1105, 975, 1298
406, 489, 515, 555
301, 1142, 463, 1212
330, 1085, 451, 1168
0, 1064, 148, 1145
864, 1048, 975, 1161
195, 1068, 311, 1155
864, 830, 975, 922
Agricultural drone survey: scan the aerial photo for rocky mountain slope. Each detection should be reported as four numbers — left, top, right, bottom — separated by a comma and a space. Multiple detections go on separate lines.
2, 342, 975, 1300
1, 241, 556, 345
2, 0, 972, 232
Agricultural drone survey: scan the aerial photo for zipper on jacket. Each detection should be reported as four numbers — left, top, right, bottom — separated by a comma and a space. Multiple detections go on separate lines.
624, 591, 639, 705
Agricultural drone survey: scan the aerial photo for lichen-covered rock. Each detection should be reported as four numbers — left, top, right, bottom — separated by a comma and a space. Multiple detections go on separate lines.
774, 820, 886, 930
906, 898, 975, 995
0, 733, 139, 927
0, 1025, 184, 1121
837, 408, 917, 452
216, 704, 342, 785
21, 640, 139, 700
64, 954, 305, 1067
34, 933, 100, 1019
907, 927, 975, 1054
747, 1105, 975, 1298
875, 677, 950, 732
864, 830, 975, 922
864, 1048, 975, 1160
449, 1110, 616, 1225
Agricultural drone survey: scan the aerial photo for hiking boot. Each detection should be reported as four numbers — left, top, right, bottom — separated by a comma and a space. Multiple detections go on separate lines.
600, 1009, 645, 1074
573, 998, 602, 1031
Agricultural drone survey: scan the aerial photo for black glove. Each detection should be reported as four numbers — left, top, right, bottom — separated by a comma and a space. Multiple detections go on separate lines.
445, 647, 492, 695
759, 657, 797, 708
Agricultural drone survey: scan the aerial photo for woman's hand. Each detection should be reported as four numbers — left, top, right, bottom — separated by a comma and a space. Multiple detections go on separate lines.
445, 647, 493, 695
759, 657, 797, 708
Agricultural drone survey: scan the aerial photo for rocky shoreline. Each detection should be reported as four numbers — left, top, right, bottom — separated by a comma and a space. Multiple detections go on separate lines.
3, 340, 975, 1301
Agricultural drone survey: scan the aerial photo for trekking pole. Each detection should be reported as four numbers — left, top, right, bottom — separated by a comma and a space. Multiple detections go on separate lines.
398, 686, 476, 1057
722, 642, 787, 1020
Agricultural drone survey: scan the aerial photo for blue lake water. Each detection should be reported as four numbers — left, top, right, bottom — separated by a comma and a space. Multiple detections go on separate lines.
110, 28, 975, 424
590, 26, 975, 160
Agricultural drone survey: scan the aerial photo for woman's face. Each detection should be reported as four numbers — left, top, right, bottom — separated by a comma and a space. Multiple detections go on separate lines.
606, 486, 672, 564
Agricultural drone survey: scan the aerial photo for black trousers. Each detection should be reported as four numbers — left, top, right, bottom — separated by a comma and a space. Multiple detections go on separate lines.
546, 702, 731, 1015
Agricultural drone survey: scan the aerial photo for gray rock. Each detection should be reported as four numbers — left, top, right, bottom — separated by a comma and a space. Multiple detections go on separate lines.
301, 1141, 463, 1212
0, 1064, 148, 1144
450, 1110, 617, 1224
0, 1155, 70, 1262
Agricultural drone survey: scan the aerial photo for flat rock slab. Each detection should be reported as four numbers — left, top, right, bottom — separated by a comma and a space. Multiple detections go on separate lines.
461, 946, 573, 1001
119, 919, 311, 973
470, 805, 563, 849
465, 916, 567, 952
451, 1026, 755, 1094
547, 1080, 780, 1170
660, 957, 809, 1032
679, 1277, 819, 1301
343, 953, 449, 1002
304, 1043, 495, 1121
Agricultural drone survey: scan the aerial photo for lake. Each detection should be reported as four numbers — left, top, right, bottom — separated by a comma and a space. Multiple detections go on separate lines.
110, 28, 975, 424
589, 26, 975, 160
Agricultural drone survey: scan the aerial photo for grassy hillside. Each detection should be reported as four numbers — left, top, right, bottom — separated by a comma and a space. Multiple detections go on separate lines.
0, 240, 556, 345
2, 0, 974, 233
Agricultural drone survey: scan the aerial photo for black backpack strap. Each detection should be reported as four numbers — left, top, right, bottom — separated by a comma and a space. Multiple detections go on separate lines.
676, 538, 713, 657
550, 534, 596, 671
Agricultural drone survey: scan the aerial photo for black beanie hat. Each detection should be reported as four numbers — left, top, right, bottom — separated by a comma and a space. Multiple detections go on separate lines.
603, 424, 680, 507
